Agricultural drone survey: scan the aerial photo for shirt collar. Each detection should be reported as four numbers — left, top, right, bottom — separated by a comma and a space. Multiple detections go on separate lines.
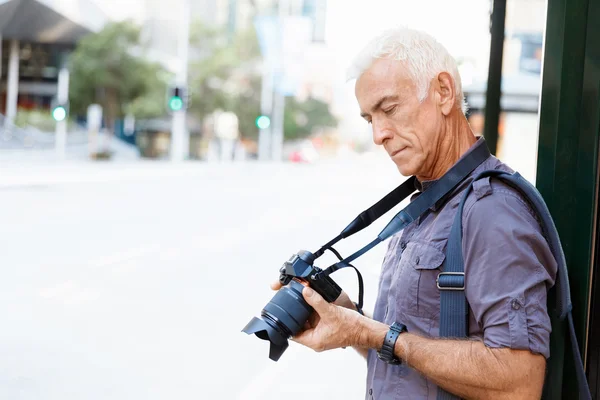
414, 137, 489, 212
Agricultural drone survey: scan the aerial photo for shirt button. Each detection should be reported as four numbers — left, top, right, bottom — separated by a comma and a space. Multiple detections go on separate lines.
369, 388, 373, 395
415, 256, 420, 265
511, 299, 521, 310
400, 241, 407, 250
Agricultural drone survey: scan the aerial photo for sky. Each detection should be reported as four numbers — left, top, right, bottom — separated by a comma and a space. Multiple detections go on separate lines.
326, 0, 492, 67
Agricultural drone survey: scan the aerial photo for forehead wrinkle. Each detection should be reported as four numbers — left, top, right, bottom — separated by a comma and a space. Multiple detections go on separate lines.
357, 60, 415, 119
357, 61, 415, 113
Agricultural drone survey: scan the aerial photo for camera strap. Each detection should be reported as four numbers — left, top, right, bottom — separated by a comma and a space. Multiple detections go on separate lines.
316, 139, 491, 308
314, 176, 418, 258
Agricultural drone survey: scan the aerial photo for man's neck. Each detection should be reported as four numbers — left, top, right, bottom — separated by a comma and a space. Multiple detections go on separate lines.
417, 116, 477, 182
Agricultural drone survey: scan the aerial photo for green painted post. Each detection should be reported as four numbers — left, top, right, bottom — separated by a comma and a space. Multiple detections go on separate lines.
537, 0, 600, 397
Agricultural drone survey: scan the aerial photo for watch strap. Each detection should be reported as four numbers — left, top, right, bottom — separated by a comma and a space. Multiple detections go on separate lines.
377, 322, 406, 365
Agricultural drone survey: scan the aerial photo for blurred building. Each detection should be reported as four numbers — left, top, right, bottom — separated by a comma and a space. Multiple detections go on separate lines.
0, 0, 334, 151
463, 0, 546, 173
464, 0, 546, 115
140, 0, 325, 54
0, 0, 108, 118
99, 0, 332, 104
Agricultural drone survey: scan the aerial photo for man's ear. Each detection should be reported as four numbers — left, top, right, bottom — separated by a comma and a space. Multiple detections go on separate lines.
436, 72, 456, 116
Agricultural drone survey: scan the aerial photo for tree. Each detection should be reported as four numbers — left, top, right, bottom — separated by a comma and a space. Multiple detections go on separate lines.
188, 21, 337, 142
188, 22, 262, 140
284, 96, 338, 141
68, 21, 169, 137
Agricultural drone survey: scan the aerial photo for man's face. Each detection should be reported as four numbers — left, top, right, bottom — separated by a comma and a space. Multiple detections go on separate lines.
355, 58, 443, 178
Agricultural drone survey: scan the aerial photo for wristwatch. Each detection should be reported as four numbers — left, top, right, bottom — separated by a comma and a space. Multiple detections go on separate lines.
377, 322, 407, 365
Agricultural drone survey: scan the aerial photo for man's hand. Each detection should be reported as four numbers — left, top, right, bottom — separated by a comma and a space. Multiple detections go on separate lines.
269, 280, 357, 310
270, 280, 371, 359
292, 286, 364, 352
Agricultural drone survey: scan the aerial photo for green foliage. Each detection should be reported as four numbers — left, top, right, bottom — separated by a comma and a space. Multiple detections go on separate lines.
68, 21, 169, 130
15, 109, 67, 132
228, 76, 262, 140
125, 65, 171, 119
188, 22, 262, 139
188, 21, 337, 141
284, 97, 338, 141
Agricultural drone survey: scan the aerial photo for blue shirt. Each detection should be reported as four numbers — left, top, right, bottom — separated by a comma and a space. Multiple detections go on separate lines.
365, 139, 557, 399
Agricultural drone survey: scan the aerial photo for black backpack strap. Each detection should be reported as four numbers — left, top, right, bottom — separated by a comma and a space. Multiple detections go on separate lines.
438, 170, 591, 400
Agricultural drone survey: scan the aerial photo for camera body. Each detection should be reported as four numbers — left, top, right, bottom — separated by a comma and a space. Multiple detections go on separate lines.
278, 250, 342, 303
242, 250, 343, 361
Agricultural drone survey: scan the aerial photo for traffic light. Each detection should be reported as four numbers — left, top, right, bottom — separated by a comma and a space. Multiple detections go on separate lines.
167, 86, 188, 112
51, 99, 69, 122
255, 115, 271, 129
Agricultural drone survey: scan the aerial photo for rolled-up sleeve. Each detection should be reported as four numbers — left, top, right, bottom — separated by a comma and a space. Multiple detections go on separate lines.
462, 187, 557, 358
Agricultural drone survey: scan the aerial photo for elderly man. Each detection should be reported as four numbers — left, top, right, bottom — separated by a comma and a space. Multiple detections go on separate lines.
274, 28, 556, 399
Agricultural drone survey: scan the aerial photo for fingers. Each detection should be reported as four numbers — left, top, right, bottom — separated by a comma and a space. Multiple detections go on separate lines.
302, 287, 329, 313
270, 281, 283, 291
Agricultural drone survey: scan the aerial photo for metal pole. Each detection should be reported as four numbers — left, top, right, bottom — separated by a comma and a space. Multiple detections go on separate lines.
171, 0, 190, 162
270, 0, 288, 162
228, 0, 237, 42
258, 59, 273, 161
55, 68, 69, 159
483, 0, 507, 156
5, 39, 19, 125
271, 87, 284, 161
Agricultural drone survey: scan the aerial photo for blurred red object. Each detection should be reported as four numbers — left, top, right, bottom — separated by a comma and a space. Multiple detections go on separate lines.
311, 137, 323, 149
289, 151, 308, 163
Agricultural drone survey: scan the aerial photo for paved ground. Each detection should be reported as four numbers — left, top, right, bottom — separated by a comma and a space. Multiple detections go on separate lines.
0, 155, 404, 400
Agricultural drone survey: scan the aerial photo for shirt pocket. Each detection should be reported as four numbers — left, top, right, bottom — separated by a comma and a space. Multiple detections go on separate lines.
394, 241, 446, 319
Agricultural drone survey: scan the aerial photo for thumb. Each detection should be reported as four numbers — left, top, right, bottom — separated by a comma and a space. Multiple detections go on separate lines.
303, 287, 329, 312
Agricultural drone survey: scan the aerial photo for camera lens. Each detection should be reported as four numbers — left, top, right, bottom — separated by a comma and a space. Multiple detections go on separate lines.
242, 280, 312, 361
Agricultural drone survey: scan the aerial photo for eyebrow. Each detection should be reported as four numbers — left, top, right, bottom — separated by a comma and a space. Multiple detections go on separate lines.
360, 95, 400, 118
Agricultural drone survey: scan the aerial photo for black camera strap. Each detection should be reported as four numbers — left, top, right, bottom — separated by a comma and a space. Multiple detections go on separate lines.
316, 140, 491, 309
314, 176, 418, 258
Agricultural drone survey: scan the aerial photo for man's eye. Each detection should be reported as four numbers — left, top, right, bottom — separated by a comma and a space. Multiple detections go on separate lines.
384, 106, 397, 115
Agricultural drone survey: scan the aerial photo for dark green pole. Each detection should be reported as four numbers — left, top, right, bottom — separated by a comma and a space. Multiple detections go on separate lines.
537, 0, 599, 397
483, 0, 506, 156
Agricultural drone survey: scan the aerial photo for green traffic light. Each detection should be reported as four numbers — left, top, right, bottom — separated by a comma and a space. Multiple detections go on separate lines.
256, 115, 271, 129
169, 96, 184, 111
52, 106, 67, 122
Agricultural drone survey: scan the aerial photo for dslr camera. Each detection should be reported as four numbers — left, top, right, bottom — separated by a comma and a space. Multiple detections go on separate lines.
242, 249, 342, 361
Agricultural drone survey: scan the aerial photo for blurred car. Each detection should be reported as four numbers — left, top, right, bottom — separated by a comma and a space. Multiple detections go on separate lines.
286, 139, 319, 163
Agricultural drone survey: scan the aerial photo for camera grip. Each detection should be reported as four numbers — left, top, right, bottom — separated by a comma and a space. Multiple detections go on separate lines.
311, 273, 342, 303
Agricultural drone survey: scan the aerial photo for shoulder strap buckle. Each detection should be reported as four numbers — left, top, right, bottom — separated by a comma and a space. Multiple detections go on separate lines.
436, 272, 465, 291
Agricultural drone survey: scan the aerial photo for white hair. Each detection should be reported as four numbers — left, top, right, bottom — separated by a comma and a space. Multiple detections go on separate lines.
347, 28, 467, 114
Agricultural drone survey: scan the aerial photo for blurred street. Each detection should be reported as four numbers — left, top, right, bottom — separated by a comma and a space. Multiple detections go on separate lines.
0, 154, 409, 400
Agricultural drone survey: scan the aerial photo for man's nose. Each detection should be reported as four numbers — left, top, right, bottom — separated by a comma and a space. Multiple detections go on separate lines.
372, 120, 394, 146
